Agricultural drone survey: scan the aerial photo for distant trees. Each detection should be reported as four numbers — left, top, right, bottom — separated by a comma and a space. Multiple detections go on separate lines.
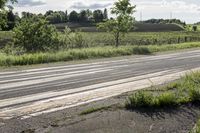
93, 10, 104, 22
98, 0, 135, 47
192, 25, 198, 31
79, 10, 88, 22
0, 9, 19, 30
103, 8, 108, 20
0, 0, 17, 30
0, 0, 16, 9
45, 10, 67, 24
143, 19, 186, 27
1, 5, 108, 31
69, 10, 79, 22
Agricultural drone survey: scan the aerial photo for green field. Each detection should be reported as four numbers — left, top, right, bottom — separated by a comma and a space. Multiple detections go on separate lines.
1, 31, 200, 48
81, 31, 200, 47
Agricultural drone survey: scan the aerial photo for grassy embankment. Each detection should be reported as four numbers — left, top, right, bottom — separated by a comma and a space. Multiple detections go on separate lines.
126, 72, 200, 109
1, 42, 200, 66
190, 119, 200, 133
80, 71, 200, 116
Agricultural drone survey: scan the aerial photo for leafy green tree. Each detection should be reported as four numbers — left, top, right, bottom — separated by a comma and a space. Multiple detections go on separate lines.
45, 10, 54, 16
46, 12, 62, 23
98, 0, 135, 47
13, 17, 59, 52
193, 25, 197, 31
0, 0, 16, 9
79, 10, 88, 22
0, 0, 17, 30
69, 10, 79, 22
93, 10, 104, 22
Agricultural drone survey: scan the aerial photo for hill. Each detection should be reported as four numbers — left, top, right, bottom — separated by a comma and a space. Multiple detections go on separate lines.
54, 22, 184, 32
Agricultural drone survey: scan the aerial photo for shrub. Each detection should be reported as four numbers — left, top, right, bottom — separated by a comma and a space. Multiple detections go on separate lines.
156, 92, 178, 107
126, 72, 200, 109
58, 27, 87, 49
189, 88, 200, 102
13, 17, 59, 53
125, 91, 154, 108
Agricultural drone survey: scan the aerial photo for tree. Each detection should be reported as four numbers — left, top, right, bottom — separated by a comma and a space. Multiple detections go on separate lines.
0, 0, 16, 9
103, 8, 108, 20
13, 17, 59, 52
6, 9, 16, 30
79, 10, 88, 22
0, 0, 17, 30
98, 0, 135, 47
69, 10, 79, 22
65, 10, 68, 22
93, 10, 104, 22
45, 10, 54, 16
193, 25, 197, 32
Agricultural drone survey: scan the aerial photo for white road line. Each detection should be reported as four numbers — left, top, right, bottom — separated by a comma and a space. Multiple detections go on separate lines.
0, 68, 112, 90
0, 69, 172, 108
0, 64, 103, 79
1, 49, 199, 76
0, 64, 129, 85
0, 67, 199, 120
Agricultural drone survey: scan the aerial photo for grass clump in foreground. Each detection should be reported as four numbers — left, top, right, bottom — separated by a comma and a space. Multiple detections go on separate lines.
80, 106, 112, 115
1, 42, 200, 67
126, 72, 200, 109
191, 119, 200, 133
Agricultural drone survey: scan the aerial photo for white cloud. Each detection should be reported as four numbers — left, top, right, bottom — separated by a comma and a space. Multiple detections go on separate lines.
12, 0, 200, 23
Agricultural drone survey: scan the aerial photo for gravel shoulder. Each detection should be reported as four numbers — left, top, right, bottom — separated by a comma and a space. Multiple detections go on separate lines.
0, 90, 199, 133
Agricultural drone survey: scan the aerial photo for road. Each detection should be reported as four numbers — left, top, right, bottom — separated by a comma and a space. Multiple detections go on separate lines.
0, 49, 200, 119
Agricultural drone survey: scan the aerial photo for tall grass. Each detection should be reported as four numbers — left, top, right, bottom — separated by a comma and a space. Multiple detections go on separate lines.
191, 119, 200, 133
126, 72, 200, 109
1, 42, 200, 66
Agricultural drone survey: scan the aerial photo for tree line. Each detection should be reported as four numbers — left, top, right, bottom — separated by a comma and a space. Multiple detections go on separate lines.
0, 8, 109, 30
142, 19, 186, 27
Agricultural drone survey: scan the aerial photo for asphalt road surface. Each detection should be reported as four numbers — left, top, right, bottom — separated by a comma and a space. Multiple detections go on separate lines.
0, 49, 200, 119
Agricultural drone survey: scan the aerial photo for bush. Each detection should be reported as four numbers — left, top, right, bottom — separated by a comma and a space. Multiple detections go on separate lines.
13, 17, 59, 53
189, 88, 200, 102
126, 72, 200, 109
58, 27, 87, 49
125, 91, 154, 108
156, 92, 178, 107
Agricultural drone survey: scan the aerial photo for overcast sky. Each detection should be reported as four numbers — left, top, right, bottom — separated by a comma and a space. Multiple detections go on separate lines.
12, 0, 200, 24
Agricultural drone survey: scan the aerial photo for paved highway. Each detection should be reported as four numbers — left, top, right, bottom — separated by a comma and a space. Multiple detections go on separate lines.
0, 50, 200, 119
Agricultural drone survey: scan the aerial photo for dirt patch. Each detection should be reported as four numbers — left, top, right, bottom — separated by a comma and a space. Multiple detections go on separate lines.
0, 91, 199, 133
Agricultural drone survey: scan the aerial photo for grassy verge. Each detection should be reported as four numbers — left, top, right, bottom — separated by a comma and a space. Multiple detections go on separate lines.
191, 119, 200, 133
125, 72, 200, 109
80, 106, 112, 115
1, 42, 200, 66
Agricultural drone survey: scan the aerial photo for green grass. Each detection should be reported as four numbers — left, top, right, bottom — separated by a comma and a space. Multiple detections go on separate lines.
0, 31, 13, 49
2, 31, 200, 48
80, 106, 112, 115
82, 31, 200, 47
125, 72, 200, 109
191, 119, 200, 133
1, 42, 200, 67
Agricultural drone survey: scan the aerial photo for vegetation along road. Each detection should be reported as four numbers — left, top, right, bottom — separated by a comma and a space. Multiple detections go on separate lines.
0, 49, 200, 120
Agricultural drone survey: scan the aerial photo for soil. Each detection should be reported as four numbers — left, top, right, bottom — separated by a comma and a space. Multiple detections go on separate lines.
0, 91, 200, 133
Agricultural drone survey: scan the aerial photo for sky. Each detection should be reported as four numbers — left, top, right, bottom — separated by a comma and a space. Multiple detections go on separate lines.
11, 0, 200, 24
